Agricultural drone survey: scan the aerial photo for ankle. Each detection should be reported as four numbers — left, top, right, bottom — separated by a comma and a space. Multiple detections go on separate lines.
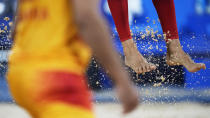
122, 39, 135, 47
122, 39, 138, 54
167, 39, 183, 52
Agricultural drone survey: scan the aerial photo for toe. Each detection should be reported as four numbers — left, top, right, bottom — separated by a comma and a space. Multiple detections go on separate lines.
200, 63, 206, 70
135, 66, 143, 74
189, 63, 206, 72
149, 63, 156, 70
131, 65, 140, 74
196, 63, 206, 71
135, 68, 140, 74
138, 67, 143, 74
131, 65, 139, 73
145, 65, 151, 72
142, 66, 147, 73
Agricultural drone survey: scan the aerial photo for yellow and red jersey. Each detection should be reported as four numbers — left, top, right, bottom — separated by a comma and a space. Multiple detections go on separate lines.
7, 0, 94, 118
10, 0, 91, 75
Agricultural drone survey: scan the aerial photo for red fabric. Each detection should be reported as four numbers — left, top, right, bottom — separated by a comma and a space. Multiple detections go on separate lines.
152, 0, 179, 41
108, 0, 179, 42
38, 71, 92, 110
108, 0, 132, 42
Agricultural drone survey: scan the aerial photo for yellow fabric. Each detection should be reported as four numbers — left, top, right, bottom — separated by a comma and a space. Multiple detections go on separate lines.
7, 66, 93, 118
7, 0, 93, 118
39, 103, 94, 118
10, 0, 91, 74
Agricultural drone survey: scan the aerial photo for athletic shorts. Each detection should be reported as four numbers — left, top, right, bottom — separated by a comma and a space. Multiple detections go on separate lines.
7, 67, 94, 118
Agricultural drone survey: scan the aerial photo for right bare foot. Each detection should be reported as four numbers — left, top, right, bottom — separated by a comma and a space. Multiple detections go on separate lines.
166, 39, 206, 72
122, 39, 156, 74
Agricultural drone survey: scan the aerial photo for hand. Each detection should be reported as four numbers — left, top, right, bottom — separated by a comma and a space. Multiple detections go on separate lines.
115, 81, 139, 114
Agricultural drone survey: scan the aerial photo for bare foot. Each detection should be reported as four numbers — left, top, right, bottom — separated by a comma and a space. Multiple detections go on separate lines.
166, 39, 206, 72
122, 39, 156, 74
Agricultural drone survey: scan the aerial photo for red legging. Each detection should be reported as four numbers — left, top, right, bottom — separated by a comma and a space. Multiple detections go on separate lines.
108, 0, 179, 42
107, 0, 132, 42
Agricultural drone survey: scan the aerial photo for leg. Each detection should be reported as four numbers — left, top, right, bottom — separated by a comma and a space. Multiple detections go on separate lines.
107, 0, 131, 42
152, 0, 206, 72
108, 0, 156, 73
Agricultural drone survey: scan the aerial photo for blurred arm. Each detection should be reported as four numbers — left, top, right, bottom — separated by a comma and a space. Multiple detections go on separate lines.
72, 0, 129, 85
71, 0, 138, 113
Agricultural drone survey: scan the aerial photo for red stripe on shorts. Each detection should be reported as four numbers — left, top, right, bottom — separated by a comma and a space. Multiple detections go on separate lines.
37, 71, 92, 110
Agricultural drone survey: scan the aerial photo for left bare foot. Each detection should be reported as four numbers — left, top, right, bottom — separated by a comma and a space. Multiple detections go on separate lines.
122, 39, 156, 74
166, 39, 206, 72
